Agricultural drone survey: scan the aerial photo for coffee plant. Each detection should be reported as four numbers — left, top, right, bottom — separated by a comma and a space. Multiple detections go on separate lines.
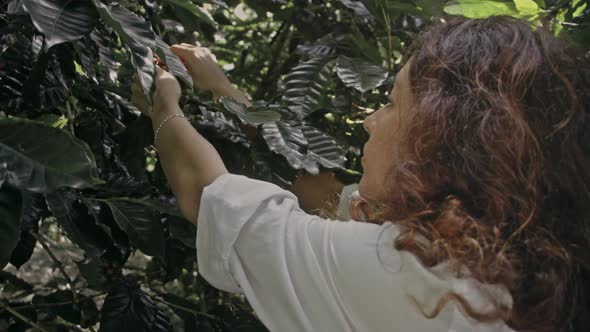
0, 0, 588, 331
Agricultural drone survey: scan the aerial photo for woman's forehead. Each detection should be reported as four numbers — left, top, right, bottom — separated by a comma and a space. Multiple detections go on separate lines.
390, 66, 406, 97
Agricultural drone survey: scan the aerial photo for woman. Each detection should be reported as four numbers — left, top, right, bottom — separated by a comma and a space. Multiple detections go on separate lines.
132, 16, 590, 332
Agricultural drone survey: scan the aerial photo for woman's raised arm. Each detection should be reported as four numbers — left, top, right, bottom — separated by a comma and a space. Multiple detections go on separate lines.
132, 67, 227, 225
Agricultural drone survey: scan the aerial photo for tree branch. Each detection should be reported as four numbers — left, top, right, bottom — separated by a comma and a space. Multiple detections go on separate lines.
152, 297, 220, 321
0, 302, 49, 332
31, 231, 79, 304
6, 292, 107, 312
65, 98, 75, 135
31, 231, 99, 332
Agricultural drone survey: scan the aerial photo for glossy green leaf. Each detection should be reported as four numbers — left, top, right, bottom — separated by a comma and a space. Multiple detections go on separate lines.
93, 0, 156, 97
22, 0, 98, 49
444, 0, 518, 18
167, 216, 196, 249
0, 186, 22, 269
9, 191, 45, 269
76, 247, 127, 292
261, 122, 345, 174
155, 37, 193, 88
261, 121, 311, 171
194, 109, 250, 146
33, 290, 99, 328
105, 198, 166, 258
163, 0, 218, 29
100, 282, 173, 332
444, 0, 542, 21
0, 117, 102, 193
282, 57, 335, 119
336, 56, 389, 93
220, 97, 281, 125
300, 125, 346, 170
337, 0, 375, 23
7, 0, 26, 14
46, 190, 113, 260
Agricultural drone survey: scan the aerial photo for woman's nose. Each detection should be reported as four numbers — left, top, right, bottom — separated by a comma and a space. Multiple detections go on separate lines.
363, 110, 378, 135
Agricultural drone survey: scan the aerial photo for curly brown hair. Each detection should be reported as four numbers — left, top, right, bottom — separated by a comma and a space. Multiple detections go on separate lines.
352, 16, 590, 332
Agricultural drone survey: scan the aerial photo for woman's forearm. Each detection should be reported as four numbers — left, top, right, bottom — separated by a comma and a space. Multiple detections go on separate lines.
152, 101, 228, 225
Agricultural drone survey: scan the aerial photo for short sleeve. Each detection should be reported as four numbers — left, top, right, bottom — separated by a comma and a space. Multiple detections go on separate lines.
195, 173, 305, 293
195, 173, 516, 332
196, 173, 391, 331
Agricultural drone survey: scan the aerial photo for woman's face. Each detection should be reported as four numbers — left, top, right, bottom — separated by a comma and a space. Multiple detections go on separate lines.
359, 60, 414, 204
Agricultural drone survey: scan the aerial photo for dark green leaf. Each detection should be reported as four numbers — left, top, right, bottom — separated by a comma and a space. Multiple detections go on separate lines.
22, 0, 99, 49
158, 293, 203, 331
282, 57, 335, 119
0, 271, 34, 292
164, 0, 218, 29
7, 0, 26, 15
261, 121, 318, 173
106, 198, 166, 258
385, 0, 445, 18
46, 190, 113, 260
337, 0, 375, 23
10, 231, 37, 269
167, 216, 196, 249
414, 0, 446, 17
261, 121, 308, 168
116, 116, 153, 181
261, 122, 346, 174
90, 29, 119, 82
194, 109, 250, 146
0, 186, 22, 269
9, 229, 36, 269
8, 190, 44, 269
220, 97, 281, 125
161, 238, 195, 280
99, 282, 173, 332
33, 290, 99, 328
0, 117, 103, 193
155, 37, 193, 88
300, 125, 346, 169
93, 0, 156, 97
335, 56, 388, 92
209, 304, 268, 331
77, 247, 127, 291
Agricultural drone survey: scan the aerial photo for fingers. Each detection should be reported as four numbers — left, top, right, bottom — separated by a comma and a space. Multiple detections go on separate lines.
170, 44, 217, 62
155, 65, 167, 78
155, 66, 181, 89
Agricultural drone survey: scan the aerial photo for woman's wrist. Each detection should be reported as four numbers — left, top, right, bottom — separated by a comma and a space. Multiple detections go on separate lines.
152, 101, 183, 129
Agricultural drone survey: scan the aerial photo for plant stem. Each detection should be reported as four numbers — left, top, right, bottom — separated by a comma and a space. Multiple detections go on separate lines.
0, 302, 49, 332
30, 231, 99, 332
152, 297, 220, 321
7, 292, 107, 312
65, 98, 75, 134
31, 231, 79, 304
381, 5, 393, 71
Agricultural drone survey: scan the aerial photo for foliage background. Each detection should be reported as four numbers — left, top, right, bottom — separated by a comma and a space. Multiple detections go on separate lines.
0, 0, 588, 331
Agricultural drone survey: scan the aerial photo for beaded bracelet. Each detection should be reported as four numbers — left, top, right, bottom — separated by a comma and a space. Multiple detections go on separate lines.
154, 114, 187, 146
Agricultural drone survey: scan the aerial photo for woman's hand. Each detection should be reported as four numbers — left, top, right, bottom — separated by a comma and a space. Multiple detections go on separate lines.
131, 66, 182, 119
170, 43, 232, 96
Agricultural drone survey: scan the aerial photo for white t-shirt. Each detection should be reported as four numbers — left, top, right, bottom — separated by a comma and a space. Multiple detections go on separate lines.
196, 173, 516, 332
